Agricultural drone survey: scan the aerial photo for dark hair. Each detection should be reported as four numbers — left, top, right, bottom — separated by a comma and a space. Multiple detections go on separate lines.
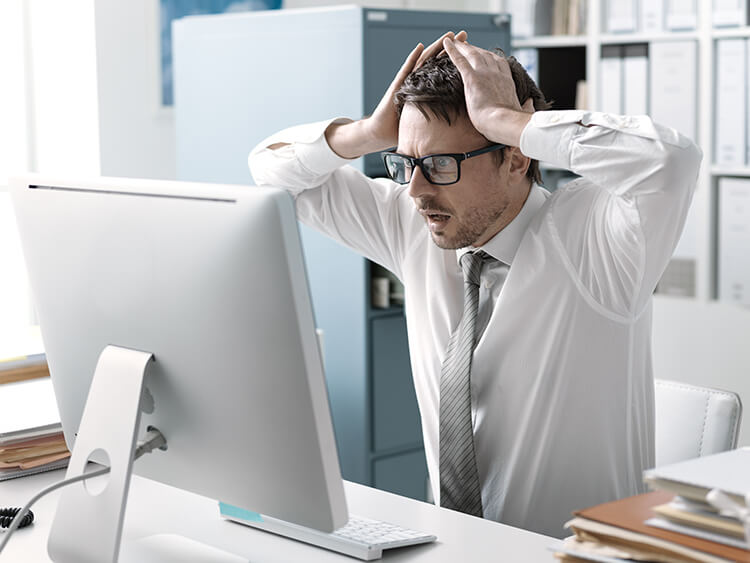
394, 50, 551, 185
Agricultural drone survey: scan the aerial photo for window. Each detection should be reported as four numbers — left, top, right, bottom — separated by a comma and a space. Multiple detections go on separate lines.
0, 0, 43, 361
0, 194, 42, 360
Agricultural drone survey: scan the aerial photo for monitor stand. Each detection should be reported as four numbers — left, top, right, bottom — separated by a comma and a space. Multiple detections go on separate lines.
47, 345, 153, 563
46, 345, 249, 562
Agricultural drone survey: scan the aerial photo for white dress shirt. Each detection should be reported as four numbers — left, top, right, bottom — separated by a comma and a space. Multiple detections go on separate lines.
249, 110, 702, 537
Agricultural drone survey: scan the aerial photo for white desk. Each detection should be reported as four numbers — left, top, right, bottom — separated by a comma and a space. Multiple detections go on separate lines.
0, 469, 553, 561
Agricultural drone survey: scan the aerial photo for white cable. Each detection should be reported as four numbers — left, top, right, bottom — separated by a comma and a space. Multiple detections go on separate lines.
0, 428, 166, 556
0, 465, 109, 555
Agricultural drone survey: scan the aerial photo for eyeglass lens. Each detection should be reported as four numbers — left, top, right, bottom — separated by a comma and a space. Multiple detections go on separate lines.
384, 154, 459, 185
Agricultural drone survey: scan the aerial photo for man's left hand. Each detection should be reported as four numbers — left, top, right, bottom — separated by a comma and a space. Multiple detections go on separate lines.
442, 38, 534, 147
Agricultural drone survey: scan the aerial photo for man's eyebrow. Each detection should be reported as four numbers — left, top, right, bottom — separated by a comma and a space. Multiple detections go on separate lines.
393, 149, 451, 158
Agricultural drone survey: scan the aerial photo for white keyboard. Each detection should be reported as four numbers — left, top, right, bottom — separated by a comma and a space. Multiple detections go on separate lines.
221, 510, 437, 560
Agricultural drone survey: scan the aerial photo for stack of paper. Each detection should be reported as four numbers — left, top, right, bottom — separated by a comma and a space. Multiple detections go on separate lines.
551, 449, 750, 562
650, 496, 747, 548
644, 448, 750, 549
0, 377, 70, 480
0, 432, 70, 476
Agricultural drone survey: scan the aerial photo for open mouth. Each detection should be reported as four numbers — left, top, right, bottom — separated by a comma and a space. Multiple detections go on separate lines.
424, 213, 451, 233
426, 213, 450, 222
418, 205, 452, 232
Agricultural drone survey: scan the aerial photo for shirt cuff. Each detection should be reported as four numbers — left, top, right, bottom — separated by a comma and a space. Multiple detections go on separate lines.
293, 117, 358, 176
519, 110, 586, 170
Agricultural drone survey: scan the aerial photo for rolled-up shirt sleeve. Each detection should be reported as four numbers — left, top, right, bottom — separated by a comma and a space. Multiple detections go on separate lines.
249, 119, 415, 279
520, 110, 703, 317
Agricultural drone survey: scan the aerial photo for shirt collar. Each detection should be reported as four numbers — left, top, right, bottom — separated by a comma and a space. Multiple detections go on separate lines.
456, 183, 549, 266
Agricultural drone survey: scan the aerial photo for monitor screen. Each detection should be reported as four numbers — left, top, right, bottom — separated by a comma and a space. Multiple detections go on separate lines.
10, 174, 348, 556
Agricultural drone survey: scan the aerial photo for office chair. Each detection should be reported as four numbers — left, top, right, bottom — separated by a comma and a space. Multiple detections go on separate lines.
654, 379, 743, 467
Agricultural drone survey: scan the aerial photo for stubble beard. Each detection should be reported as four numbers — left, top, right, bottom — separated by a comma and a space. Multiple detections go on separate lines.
428, 199, 510, 250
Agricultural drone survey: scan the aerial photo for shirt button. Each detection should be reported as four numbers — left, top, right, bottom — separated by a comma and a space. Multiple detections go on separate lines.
484, 280, 493, 289
548, 114, 561, 124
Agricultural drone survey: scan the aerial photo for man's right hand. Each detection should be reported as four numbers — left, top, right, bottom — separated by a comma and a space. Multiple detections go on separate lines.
324, 31, 467, 160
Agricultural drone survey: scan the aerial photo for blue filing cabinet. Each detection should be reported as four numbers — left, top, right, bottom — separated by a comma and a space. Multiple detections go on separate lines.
173, 6, 510, 501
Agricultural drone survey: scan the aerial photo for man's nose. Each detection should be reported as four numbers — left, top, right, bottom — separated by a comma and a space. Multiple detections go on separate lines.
408, 165, 438, 199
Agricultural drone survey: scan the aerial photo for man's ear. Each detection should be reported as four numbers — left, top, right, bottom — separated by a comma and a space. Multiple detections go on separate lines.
507, 147, 531, 183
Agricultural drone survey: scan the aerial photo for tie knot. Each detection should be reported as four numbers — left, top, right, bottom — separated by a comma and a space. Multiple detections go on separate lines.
460, 250, 491, 286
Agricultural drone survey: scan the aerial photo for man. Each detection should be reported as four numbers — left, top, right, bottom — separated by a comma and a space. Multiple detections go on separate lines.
249, 33, 702, 537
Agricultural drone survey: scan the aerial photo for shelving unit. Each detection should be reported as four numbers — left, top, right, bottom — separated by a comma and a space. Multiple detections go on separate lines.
510, 0, 750, 304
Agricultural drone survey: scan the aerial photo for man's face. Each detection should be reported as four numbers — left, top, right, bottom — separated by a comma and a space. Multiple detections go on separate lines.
397, 103, 518, 250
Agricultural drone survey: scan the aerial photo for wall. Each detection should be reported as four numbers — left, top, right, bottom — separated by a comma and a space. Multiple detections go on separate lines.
25, 0, 174, 180
93, 0, 175, 179
0, 0, 31, 184
653, 295, 750, 446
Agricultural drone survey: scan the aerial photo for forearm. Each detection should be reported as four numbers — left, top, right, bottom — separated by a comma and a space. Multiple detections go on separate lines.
249, 118, 355, 194
324, 118, 395, 159
484, 107, 533, 148
520, 110, 701, 200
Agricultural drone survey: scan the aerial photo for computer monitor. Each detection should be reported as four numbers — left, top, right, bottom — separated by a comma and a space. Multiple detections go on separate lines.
10, 174, 348, 560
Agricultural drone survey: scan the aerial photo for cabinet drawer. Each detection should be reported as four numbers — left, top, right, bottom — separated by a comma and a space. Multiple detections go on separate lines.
371, 316, 422, 451
373, 450, 429, 502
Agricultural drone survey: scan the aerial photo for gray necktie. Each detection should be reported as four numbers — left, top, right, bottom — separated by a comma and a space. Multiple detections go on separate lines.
439, 250, 493, 517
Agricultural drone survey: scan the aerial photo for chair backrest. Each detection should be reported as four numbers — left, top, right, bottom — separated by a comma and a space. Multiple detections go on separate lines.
655, 379, 743, 467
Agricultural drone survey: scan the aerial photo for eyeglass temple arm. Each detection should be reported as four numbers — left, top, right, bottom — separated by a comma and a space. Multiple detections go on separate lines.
464, 143, 507, 159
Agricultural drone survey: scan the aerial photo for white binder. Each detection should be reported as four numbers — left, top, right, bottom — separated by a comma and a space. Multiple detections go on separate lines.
666, 0, 698, 30
719, 178, 750, 306
508, 0, 535, 38
606, 0, 638, 32
649, 40, 697, 141
640, 0, 664, 32
715, 39, 746, 167
623, 44, 648, 116
599, 45, 623, 114
713, 0, 747, 27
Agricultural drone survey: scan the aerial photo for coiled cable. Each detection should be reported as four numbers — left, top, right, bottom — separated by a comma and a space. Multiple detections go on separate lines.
0, 508, 33, 529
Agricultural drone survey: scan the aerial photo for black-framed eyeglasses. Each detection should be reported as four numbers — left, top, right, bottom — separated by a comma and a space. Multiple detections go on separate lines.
381, 143, 507, 186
